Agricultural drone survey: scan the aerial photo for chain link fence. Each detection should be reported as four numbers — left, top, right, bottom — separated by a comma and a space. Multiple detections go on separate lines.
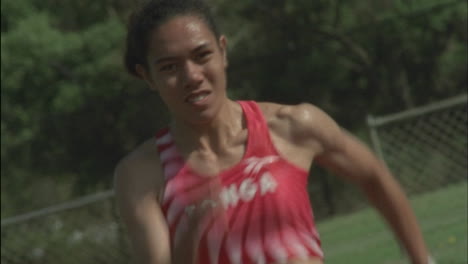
1, 191, 132, 264
367, 94, 467, 195
1, 95, 466, 263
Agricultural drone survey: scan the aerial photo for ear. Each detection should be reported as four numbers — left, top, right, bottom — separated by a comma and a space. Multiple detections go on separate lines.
136, 64, 159, 92
218, 35, 228, 68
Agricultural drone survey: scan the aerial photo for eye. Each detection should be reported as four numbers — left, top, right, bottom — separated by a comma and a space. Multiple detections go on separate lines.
195, 51, 212, 62
159, 63, 177, 72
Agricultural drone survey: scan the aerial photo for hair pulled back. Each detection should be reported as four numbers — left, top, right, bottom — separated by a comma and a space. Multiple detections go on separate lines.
124, 0, 220, 78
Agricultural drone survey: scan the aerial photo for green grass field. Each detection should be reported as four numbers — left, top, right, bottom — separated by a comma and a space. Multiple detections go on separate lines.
317, 182, 467, 264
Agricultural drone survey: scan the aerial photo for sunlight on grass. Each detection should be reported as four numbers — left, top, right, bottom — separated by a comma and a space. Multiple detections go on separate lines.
317, 182, 467, 264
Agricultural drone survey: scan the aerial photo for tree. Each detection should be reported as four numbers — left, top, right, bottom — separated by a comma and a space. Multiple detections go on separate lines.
1, 0, 466, 216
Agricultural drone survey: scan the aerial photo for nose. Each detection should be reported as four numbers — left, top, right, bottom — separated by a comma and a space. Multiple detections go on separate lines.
182, 60, 203, 89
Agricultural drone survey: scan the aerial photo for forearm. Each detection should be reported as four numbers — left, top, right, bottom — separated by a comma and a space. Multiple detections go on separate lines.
134, 240, 197, 264
360, 175, 430, 264
171, 230, 199, 264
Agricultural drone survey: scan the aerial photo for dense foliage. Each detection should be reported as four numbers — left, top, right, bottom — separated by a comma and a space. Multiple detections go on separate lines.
2, 0, 466, 217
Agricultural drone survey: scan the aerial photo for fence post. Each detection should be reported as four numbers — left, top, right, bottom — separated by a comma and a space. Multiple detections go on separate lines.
366, 115, 385, 162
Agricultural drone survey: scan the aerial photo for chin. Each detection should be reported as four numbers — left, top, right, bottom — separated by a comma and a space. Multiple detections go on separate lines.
187, 110, 217, 125
176, 95, 226, 125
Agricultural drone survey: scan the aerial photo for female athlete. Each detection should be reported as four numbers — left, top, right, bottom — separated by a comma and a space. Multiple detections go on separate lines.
114, 0, 433, 263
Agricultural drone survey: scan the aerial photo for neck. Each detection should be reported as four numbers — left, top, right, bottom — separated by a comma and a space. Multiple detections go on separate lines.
170, 99, 244, 154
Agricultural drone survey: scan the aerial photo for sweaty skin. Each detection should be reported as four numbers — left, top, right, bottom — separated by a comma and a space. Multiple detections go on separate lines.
115, 101, 429, 264
115, 101, 328, 264
115, 14, 430, 264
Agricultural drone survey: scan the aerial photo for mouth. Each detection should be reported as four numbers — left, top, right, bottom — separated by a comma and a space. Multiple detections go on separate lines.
185, 91, 211, 104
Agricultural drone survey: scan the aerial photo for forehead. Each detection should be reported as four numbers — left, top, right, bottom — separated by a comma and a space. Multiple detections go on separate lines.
148, 15, 217, 57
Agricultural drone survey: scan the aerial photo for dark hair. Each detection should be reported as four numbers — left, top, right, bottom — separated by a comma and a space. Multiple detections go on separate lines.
124, 0, 220, 78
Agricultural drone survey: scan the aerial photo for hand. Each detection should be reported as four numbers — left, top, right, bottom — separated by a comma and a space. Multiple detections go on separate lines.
426, 255, 437, 264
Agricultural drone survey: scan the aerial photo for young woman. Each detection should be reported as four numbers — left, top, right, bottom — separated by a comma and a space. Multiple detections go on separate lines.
114, 1, 433, 263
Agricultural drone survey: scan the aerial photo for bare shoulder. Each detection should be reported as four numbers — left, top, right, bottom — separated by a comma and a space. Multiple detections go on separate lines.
114, 137, 164, 202
257, 101, 331, 125
257, 101, 342, 150
114, 138, 171, 263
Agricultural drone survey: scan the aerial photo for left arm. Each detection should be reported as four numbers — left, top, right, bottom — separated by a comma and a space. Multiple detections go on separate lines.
288, 103, 432, 264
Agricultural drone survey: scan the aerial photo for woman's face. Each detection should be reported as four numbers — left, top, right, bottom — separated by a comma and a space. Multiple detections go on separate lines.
138, 15, 228, 125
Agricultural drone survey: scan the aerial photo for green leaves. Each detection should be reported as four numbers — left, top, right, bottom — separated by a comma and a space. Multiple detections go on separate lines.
1, 3, 134, 213
2, 0, 466, 215
1, 0, 36, 32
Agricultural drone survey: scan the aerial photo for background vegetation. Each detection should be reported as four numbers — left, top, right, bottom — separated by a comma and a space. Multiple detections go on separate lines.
2, 0, 466, 219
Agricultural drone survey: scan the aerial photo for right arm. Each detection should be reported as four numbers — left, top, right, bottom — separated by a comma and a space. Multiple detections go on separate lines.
114, 143, 220, 264
114, 151, 172, 264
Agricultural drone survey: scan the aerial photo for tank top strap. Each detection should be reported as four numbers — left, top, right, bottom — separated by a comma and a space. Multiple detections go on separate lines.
238, 100, 279, 157
155, 127, 184, 181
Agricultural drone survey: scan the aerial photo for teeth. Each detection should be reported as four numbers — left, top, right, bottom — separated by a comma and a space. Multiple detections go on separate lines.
188, 93, 208, 103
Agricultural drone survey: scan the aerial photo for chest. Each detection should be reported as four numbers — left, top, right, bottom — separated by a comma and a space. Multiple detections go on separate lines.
160, 155, 320, 264
183, 130, 248, 176
164, 155, 308, 216
183, 131, 314, 177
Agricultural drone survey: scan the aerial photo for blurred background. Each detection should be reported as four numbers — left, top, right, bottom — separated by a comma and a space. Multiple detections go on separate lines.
1, 0, 467, 263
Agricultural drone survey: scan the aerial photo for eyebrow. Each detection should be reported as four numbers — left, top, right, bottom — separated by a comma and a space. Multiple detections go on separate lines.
192, 43, 211, 53
154, 42, 212, 65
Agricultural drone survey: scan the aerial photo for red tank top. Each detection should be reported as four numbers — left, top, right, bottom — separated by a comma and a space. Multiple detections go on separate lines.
155, 101, 323, 264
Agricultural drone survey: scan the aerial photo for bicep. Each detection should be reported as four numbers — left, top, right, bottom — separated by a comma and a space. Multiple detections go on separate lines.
288, 104, 387, 184
114, 162, 171, 264
315, 128, 388, 184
